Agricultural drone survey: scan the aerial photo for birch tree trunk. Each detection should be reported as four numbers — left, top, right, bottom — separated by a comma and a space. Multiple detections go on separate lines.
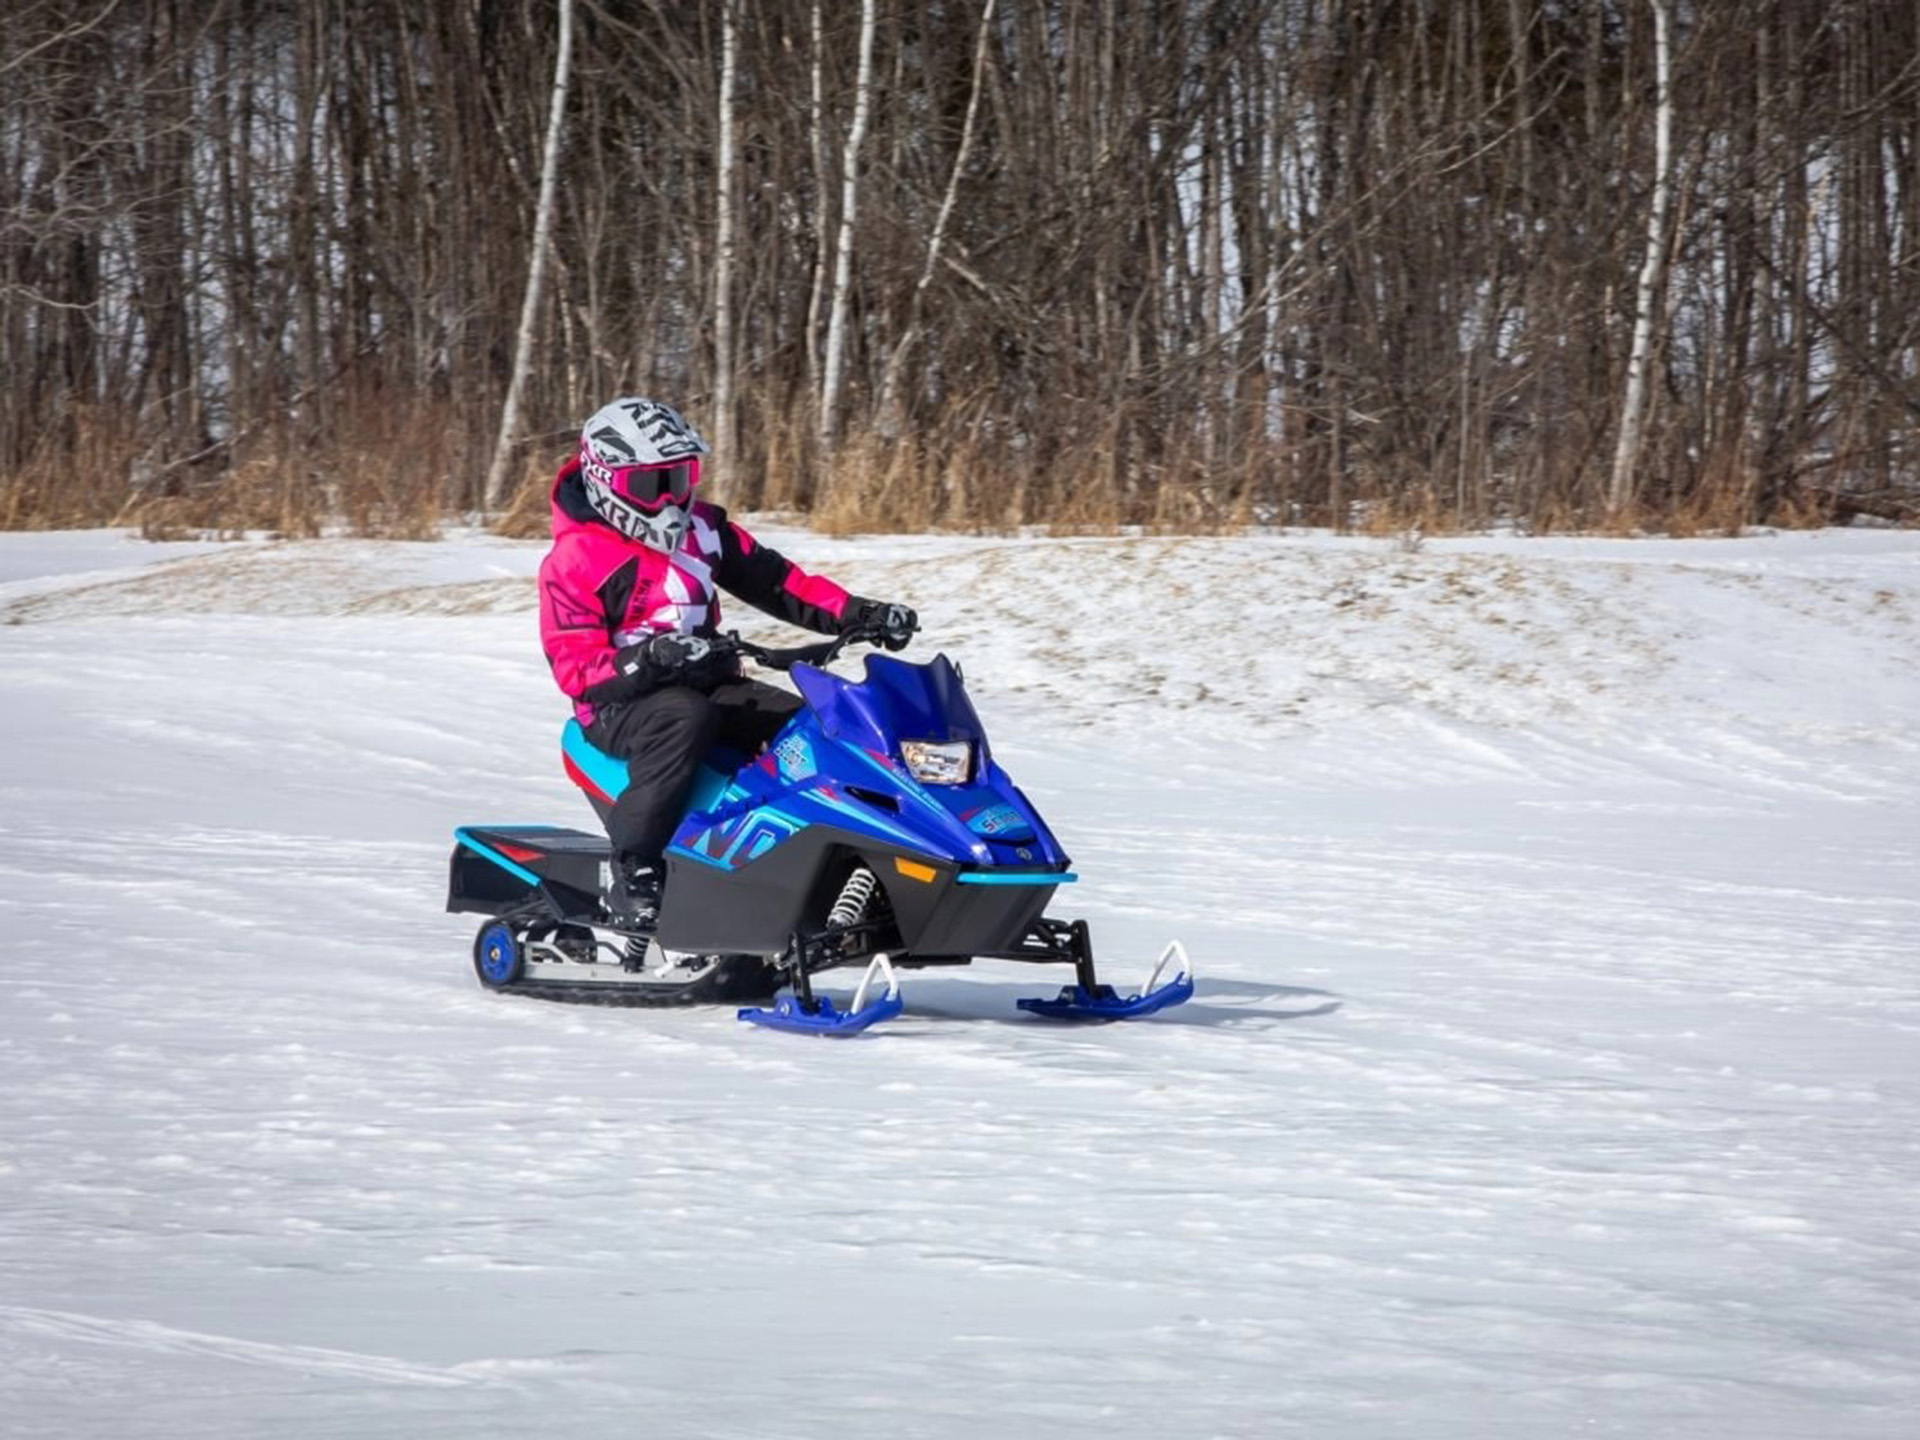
1607, 0, 1673, 519
711, 3, 739, 498
817, 0, 877, 457
482, 0, 574, 511
804, 0, 828, 397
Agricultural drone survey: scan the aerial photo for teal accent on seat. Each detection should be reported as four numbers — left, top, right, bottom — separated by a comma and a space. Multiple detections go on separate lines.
563, 718, 740, 813
562, 719, 631, 800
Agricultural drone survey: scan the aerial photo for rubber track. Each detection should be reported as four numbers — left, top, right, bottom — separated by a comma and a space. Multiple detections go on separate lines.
487, 956, 780, 1008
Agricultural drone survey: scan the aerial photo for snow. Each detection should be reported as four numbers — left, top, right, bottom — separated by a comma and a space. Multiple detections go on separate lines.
2, 523, 1916, 1439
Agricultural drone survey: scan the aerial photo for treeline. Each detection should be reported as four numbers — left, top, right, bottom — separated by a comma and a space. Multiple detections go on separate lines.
3, 0, 1916, 536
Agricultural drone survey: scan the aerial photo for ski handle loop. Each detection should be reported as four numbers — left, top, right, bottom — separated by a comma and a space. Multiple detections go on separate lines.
1145, 940, 1191, 993
848, 951, 901, 1016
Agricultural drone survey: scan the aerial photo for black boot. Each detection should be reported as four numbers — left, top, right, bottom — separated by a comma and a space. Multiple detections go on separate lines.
605, 854, 664, 932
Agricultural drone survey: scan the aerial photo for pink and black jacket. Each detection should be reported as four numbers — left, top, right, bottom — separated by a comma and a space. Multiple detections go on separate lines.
538, 459, 855, 725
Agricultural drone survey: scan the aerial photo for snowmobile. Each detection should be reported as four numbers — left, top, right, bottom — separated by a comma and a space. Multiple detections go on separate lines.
446, 625, 1192, 1034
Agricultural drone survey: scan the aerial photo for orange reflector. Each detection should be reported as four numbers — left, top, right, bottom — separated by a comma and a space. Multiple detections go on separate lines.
893, 858, 938, 884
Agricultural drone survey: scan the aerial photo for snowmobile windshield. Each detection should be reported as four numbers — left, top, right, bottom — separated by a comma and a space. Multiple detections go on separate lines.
793, 652, 987, 761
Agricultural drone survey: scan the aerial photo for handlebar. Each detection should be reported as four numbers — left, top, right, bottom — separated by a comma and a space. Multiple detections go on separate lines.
708, 623, 891, 673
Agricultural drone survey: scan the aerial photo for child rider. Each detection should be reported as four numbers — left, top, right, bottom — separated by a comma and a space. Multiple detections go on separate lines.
537, 397, 916, 932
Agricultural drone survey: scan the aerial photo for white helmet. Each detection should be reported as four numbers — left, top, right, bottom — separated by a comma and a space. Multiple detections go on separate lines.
577, 397, 712, 552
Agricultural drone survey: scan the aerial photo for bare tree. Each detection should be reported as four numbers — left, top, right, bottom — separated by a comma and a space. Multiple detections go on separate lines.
710, 1, 740, 498
484, 0, 575, 511
803, 0, 828, 400
1609, 0, 1675, 519
4, 0, 1917, 536
817, 0, 877, 457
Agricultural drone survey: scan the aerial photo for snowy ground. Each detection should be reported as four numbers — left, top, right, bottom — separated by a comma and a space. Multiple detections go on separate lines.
2, 522, 1916, 1439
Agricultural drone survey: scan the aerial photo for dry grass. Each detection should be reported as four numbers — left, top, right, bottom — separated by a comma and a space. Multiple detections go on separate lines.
136, 448, 326, 541
4, 388, 465, 541
138, 407, 450, 542
0, 406, 145, 530
489, 452, 565, 538
1355, 484, 1467, 541
751, 404, 813, 515
811, 410, 1020, 537
1762, 483, 1846, 530
6, 388, 1914, 540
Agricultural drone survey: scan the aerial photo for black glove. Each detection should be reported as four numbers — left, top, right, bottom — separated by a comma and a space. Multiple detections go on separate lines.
845, 598, 918, 652
613, 632, 732, 688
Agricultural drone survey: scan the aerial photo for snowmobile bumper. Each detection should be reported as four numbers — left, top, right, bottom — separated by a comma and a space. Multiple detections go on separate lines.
447, 824, 607, 919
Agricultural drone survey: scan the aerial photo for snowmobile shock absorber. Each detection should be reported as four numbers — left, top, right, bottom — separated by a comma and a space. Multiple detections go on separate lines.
826, 865, 879, 930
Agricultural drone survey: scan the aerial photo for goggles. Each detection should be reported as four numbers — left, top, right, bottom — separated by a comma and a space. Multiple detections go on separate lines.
588, 457, 699, 512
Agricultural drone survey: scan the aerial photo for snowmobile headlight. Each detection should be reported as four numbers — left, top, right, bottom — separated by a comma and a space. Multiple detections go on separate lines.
899, 739, 972, 785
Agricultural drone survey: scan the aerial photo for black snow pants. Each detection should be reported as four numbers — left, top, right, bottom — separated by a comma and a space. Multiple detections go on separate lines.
583, 679, 802, 864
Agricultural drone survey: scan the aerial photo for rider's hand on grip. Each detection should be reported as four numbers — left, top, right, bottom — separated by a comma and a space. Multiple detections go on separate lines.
615, 631, 716, 682
846, 598, 918, 651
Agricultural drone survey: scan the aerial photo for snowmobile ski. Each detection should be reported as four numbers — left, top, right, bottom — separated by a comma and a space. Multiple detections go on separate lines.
1016, 941, 1194, 1020
737, 953, 904, 1035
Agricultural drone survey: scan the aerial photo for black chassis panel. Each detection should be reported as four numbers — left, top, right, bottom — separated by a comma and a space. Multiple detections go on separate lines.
448, 825, 608, 920
658, 823, 852, 954
905, 875, 1058, 957
660, 822, 1061, 960
452, 823, 1067, 968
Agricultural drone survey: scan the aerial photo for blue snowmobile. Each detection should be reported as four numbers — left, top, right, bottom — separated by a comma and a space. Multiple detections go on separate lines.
446, 626, 1192, 1033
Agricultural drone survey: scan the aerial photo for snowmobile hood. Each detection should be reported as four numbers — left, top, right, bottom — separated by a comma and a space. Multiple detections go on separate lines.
784, 652, 1064, 868
792, 652, 987, 759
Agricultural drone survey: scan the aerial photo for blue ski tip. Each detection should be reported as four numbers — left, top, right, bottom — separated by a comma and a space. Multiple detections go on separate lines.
1018, 940, 1194, 1021
737, 992, 904, 1035
740, 953, 904, 1036
1016, 973, 1194, 1020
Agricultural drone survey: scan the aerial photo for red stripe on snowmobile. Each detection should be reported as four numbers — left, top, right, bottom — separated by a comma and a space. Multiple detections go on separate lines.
496, 842, 545, 863
563, 753, 614, 805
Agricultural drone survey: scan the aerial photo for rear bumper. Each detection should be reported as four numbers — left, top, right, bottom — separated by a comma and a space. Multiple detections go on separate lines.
447, 825, 607, 918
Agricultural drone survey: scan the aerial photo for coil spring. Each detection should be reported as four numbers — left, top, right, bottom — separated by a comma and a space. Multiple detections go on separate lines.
827, 865, 879, 929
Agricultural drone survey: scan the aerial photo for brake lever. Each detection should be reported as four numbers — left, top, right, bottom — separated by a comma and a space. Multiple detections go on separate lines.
712, 629, 763, 662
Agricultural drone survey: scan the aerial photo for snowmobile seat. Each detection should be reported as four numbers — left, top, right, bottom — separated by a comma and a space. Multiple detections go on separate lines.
559, 718, 742, 821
